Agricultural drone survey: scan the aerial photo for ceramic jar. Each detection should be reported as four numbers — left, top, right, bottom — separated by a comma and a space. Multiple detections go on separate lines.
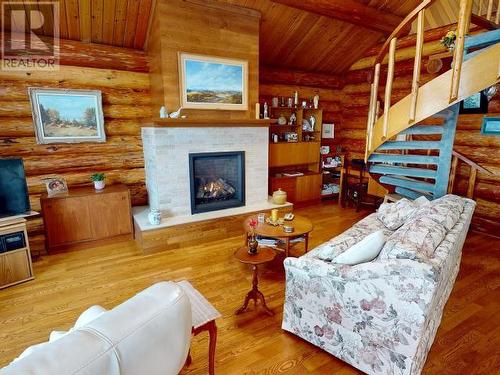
272, 188, 287, 205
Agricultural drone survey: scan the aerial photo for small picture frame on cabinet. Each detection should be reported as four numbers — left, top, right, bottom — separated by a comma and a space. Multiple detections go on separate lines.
43, 177, 69, 197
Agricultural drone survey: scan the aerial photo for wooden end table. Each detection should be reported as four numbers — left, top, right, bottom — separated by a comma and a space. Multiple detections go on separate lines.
178, 280, 221, 375
243, 214, 313, 257
234, 246, 276, 316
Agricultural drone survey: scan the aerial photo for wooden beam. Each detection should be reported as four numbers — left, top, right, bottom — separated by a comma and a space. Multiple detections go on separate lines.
471, 13, 500, 30
271, 0, 403, 34
260, 66, 345, 89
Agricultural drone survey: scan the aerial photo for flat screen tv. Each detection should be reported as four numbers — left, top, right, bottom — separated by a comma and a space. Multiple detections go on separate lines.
0, 158, 31, 218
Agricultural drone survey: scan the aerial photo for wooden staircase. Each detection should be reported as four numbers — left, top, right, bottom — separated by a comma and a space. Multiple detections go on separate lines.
364, 0, 500, 201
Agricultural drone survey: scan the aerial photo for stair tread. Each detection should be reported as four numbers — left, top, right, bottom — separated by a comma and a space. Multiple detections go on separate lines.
400, 125, 444, 135
369, 154, 440, 165
377, 141, 442, 150
395, 187, 434, 200
379, 175, 435, 192
370, 165, 437, 178
432, 109, 453, 119
465, 29, 500, 49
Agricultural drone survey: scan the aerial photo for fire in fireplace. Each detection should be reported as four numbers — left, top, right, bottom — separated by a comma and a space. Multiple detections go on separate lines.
189, 151, 245, 214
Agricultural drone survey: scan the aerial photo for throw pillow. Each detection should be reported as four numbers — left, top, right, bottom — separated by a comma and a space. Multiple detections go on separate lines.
377, 198, 418, 230
417, 194, 465, 231
332, 230, 386, 265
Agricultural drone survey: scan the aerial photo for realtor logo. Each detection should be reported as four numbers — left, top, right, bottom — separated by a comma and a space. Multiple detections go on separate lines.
1, 1, 59, 71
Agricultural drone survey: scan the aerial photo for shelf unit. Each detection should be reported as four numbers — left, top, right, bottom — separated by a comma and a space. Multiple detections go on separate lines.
320, 154, 344, 201
266, 106, 323, 204
0, 218, 34, 289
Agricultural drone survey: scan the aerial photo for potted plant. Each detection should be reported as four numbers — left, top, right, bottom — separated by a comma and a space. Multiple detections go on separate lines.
91, 173, 106, 190
440, 30, 457, 52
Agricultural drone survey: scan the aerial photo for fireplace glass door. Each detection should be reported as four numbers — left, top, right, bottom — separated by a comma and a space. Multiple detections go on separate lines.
189, 151, 245, 214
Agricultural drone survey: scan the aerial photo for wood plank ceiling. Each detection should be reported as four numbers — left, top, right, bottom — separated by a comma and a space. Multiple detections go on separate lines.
1, 0, 425, 73
1, 0, 153, 49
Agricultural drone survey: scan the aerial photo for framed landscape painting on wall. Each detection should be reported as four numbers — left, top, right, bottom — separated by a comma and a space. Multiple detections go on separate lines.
178, 53, 248, 111
28, 88, 106, 144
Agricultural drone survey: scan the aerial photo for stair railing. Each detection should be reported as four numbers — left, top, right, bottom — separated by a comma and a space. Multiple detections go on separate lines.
365, 0, 476, 162
448, 150, 495, 198
475, 0, 500, 23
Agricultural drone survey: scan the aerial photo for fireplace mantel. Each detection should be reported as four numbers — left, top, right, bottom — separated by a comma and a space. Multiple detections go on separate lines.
141, 118, 275, 127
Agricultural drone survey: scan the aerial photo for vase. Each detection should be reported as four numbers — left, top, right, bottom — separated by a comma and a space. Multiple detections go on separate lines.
148, 208, 162, 226
248, 235, 258, 254
94, 180, 105, 190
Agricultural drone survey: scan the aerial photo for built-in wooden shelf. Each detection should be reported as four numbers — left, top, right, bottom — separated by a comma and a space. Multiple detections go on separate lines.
141, 118, 276, 127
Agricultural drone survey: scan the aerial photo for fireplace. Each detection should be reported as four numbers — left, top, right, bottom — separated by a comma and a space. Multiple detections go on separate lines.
189, 151, 245, 214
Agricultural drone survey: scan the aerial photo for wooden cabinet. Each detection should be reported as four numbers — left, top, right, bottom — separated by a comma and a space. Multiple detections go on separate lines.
269, 142, 321, 168
0, 218, 34, 289
296, 174, 322, 202
270, 173, 322, 204
41, 184, 133, 252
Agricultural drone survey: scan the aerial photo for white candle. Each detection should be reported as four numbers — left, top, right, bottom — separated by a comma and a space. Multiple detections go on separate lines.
255, 103, 260, 119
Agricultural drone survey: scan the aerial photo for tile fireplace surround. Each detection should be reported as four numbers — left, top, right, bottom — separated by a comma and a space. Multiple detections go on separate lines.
135, 125, 289, 230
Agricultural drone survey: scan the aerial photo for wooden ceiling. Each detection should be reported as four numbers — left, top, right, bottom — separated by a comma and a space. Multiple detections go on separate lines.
1, 0, 425, 73
1, 0, 153, 49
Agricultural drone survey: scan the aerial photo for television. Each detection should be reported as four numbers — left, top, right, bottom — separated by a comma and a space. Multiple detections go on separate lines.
0, 158, 31, 218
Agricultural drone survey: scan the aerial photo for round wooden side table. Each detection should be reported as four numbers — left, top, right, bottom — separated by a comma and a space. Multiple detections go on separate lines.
234, 246, 276, 316
243, 214, 313, 257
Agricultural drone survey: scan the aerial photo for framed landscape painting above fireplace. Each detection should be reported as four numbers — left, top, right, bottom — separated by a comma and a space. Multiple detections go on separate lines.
179, 53, 248, 111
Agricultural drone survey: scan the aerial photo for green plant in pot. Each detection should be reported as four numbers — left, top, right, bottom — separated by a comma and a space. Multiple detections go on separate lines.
91, 173, 106, 190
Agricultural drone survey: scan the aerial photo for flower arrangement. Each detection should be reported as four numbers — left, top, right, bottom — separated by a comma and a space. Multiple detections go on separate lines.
441, 30, 457, 50
248, 218, 259, 254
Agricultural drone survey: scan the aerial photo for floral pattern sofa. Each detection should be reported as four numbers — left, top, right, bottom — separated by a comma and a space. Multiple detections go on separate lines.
282, 195, 476, 375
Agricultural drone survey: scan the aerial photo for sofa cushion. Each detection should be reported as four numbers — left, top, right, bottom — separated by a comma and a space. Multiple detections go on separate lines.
380, 215, 447, 261
332, 230, 386, 265
313, 213, 391, 261
417, 194, 465, 231
377, 198, 418, 230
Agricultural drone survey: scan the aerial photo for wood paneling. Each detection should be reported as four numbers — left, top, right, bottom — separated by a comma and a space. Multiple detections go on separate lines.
0, 38, 152, 255
0, 204, 498, 374
339, 25, 500, 234
269, 142, 321, 167
148, 0, 260, 119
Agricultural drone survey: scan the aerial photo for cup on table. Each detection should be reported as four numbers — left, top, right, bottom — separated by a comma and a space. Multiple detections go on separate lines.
257, 213, 265, 223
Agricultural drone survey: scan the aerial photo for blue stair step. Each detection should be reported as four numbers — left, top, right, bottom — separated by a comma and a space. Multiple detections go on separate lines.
432, 109, 453, 119
369, 153, 440, 165
395, 187, 434, 200
400, 125, 444, 135
377, 141, 442, 150
369, 165, 437, 179
465, 29, 500, 49
379, 175, 435, 193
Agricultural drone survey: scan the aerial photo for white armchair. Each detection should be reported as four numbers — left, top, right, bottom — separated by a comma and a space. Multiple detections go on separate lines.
1, 282, 192, 375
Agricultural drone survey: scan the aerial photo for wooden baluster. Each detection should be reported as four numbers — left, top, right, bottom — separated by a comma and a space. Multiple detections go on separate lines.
365, 83, 375, 162
467, 168, 477, 198
450, 0, 474, 103
448, 155, 458, 194
496, 0, 500, 24
368, 63, 381, 152
409, 10, 425, 123
487, 0, 494, 19
382, 37, 397, 139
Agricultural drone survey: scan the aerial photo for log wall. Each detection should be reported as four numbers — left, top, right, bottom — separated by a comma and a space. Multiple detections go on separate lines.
342, 27, 500, 236
0, 38, 152, 255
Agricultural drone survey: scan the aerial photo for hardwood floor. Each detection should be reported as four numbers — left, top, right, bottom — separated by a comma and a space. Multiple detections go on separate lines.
0, 203, 498, 374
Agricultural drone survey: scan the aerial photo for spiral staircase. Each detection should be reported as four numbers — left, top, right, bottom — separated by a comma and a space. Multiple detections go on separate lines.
364, 0, 500, 201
